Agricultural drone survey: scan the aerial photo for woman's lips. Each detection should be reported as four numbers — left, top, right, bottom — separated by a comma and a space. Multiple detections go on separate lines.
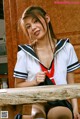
34, 30, 40, 36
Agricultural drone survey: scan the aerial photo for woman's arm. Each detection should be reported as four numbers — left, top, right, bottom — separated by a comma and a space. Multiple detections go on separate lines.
67, 72, 80, 119
15, 71, 46, 88
15, 78, 37, 88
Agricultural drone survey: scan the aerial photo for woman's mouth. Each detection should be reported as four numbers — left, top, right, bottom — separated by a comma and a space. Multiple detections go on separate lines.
34, 30, 40, 36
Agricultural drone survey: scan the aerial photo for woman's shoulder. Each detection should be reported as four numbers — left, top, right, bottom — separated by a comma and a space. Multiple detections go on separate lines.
17, 44, 34, 59
55, 38, 74, 53
57, 38, 74, 49
18, 44, 30, 50
17, 44, 27, 56
17, 50, 27, 59
63, 38, 74, 49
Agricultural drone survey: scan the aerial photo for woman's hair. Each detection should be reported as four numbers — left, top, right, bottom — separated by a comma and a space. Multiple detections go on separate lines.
20, 6, 56, 41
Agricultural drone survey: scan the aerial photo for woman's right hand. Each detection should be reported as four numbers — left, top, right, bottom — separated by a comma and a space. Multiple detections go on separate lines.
35, 71, 46, 85
15, 71, 47, 87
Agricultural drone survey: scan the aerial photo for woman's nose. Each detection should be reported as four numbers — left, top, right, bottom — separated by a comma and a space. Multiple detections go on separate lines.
32, 24, 36, 31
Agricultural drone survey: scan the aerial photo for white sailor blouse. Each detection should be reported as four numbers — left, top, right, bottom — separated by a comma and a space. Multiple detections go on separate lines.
13, 38, 80, 85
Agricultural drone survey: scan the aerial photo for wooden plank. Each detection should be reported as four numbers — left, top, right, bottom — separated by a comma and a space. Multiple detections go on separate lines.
0, 84, 80, 106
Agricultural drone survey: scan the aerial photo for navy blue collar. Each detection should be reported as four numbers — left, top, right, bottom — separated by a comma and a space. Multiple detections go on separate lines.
18, 38, 69, 62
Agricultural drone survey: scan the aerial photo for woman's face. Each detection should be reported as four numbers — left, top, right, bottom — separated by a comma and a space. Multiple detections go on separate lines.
24, 15, 48, 41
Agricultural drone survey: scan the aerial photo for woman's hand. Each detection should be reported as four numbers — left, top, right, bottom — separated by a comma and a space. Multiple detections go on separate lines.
67, 73, 80, 119
71, 98, 80, 119
73, 108, 80, 119
35, 71, 46, 85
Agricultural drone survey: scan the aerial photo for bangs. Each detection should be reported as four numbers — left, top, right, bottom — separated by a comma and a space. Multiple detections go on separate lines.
23, 11, 45, 29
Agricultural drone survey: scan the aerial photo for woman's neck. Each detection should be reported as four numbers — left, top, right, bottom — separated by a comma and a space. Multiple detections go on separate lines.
36, 34, 51, 49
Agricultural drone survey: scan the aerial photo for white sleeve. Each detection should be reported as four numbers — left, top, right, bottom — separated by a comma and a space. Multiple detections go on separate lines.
13, 50, 28, 79
67, 43, 80, 72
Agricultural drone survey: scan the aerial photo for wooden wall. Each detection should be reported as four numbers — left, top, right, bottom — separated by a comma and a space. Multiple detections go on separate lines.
3, 0, 80, 111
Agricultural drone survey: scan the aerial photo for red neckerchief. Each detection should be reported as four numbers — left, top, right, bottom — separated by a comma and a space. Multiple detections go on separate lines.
40, 61, 56, 85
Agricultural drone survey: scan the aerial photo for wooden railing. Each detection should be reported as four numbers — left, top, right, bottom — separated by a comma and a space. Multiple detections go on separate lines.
0, 84, 80, 119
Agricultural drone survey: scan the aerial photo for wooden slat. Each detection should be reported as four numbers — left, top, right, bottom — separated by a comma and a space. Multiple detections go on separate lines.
0, 84, 80, 106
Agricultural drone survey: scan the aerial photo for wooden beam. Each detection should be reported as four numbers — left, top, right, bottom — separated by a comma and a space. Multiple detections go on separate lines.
0, 84, 80, 106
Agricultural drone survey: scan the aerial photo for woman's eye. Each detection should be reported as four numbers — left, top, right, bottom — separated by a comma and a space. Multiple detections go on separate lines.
34, 19, 38, 23
26, 25, 30, 29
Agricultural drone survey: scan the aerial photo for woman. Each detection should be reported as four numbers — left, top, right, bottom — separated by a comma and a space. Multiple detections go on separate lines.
14, 6, 80, 119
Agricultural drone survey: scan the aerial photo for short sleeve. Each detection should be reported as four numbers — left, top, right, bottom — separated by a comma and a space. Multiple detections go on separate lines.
13, 50, 28, 79
67, 43, 80, 72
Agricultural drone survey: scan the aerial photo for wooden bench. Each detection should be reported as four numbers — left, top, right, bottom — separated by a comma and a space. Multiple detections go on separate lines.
0, 84, 80, 119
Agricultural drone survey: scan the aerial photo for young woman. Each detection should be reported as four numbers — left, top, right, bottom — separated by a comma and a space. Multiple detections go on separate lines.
14, 6, 80, 119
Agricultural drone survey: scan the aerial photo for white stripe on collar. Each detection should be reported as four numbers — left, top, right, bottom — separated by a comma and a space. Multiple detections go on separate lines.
18, 38, 69, 61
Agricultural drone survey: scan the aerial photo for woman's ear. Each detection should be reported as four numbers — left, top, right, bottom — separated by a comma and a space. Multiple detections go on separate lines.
45, 14, 50, 23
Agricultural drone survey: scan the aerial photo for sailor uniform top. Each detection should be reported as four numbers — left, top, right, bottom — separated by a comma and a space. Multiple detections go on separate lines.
13, 38, 80, 85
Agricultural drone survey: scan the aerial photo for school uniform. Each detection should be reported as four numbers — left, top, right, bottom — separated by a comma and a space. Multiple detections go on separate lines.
14, 38, 80, 84
13, 38, 80, 118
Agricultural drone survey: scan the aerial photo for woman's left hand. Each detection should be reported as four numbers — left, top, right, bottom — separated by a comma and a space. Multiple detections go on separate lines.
73, 110, 80, 119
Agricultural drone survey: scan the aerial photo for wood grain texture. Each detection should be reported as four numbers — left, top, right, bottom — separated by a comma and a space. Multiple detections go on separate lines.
3, 0, 18, 88
0, 84, 80, 106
